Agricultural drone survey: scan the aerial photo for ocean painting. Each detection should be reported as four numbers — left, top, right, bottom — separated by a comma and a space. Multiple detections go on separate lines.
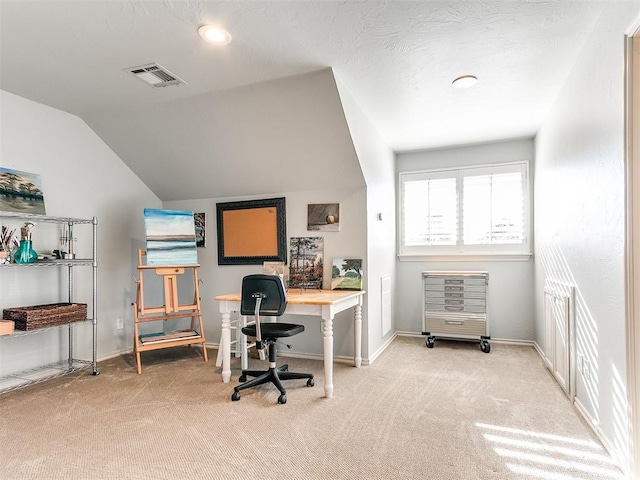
143, 208, 198, 265
0, 167, 46, 214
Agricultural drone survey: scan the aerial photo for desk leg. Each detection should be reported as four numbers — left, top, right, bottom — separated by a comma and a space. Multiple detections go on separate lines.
221, 309, 231, 383
322, 316, 334, 398
240, 315, 248, 371
354, 303, 362, 368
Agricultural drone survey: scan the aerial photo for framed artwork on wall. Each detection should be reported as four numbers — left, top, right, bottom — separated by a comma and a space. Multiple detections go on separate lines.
0, 167, 46, 215
331, 258, 363, 290
216, 197, 287, 265
194, 212, 205, 247
307, 203, 340, 232
289, 236, 323, 289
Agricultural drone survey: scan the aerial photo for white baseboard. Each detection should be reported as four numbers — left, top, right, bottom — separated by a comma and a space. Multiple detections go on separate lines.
368, 332, 398, 365
98, 347, 133, 362
205, 341, 379, 366
99, 343, 212, 364
573, 398, 626, 474
278, 350, 370, 366
532, 341, 553, 370
532, 340, 544, 358
490, 338, 535, 347
532, 341, 625, 474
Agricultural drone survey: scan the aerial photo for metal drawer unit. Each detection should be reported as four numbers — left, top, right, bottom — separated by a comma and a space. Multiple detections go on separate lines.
422, 271, 490, 353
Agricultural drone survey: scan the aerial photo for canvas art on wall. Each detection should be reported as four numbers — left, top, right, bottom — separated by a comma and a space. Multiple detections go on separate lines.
331, 258, 363, 290
289, 237, 323, 289
143, 208, 198, 265
307, 203, 340, 232
194, 212, 205, 247
0, 167, 46, 215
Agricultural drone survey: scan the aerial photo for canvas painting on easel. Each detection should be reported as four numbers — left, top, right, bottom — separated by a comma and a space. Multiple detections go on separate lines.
143, 208, 198, 265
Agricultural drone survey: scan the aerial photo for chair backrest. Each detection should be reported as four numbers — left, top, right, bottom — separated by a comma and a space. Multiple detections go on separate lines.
241, 274, 287, 317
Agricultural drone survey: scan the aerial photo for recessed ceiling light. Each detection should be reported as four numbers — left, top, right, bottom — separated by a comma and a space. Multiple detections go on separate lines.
452, 75, 478, 89
198, 25, 232, 45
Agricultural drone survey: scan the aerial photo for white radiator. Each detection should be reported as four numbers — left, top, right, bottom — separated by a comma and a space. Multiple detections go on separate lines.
422, 270, 490, 352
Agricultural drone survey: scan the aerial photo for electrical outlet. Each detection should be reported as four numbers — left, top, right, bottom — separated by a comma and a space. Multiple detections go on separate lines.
116, 317, 124, 330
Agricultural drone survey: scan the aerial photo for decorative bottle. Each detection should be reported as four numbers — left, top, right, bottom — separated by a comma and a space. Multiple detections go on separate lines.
14, 223, 37, 264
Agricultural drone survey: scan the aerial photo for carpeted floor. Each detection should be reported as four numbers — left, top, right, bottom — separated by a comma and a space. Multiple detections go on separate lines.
0, 336, 624, 479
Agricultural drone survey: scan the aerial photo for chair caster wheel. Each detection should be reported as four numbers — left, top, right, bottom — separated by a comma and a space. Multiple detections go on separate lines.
239, 374, 247, 382
278, 394, 287, 404
307, 378, 314, 387
231, 391, 241, 401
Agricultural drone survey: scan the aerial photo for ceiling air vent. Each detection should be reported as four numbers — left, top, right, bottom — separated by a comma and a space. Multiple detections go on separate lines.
125, 63, 186, 88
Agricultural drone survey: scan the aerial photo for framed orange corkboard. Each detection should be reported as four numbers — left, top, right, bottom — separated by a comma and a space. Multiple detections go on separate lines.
216, 197, 287, 265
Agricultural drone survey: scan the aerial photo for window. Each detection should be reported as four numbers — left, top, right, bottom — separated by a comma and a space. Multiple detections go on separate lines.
399, 162, 530, 257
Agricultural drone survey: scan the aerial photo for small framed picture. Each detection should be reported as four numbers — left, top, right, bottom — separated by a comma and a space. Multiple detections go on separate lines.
0, 167, 46, 215
331, 258, 363, 290
194, 212, 206, 247
307, 203, 339, 232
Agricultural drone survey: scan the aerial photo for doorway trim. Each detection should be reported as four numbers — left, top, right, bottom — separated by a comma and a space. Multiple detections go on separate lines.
625, 14, 640, 478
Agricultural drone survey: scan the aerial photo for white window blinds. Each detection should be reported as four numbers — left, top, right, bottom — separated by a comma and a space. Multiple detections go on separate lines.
463, 170, 524, 245
403, 176, 457, 246
399, 162, 529, 256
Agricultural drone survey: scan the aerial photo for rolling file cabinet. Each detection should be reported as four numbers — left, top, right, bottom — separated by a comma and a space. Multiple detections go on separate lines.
422, 271, 490, 353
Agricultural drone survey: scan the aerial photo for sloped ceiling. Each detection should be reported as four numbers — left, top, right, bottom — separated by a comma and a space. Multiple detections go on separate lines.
85, 68, 364, 200
0, 1, 609, 201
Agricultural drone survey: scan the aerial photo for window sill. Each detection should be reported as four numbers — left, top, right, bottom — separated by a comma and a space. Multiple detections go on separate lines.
398, 253, 532, 262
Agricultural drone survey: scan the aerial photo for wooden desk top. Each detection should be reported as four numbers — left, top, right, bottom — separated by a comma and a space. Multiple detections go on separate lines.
215, 288, 365, 305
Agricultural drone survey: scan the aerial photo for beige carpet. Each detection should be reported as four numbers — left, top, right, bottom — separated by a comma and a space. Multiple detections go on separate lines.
0, 336, 624, 480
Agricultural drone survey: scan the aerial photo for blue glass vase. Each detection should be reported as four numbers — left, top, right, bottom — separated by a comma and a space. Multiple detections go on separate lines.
14, 240, 37, 264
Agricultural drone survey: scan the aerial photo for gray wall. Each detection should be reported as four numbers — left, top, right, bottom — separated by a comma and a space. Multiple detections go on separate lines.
0, 89, 161, 375
395, 138, 535, 341
533, 3, 638, 467
334, 73, 397, 361
165, 187, 367, 361
85, 68, 366, 201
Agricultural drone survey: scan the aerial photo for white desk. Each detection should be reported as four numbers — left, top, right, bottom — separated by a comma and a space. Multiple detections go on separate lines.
215, 288, 365, 398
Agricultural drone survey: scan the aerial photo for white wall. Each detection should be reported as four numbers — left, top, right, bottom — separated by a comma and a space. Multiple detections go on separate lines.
334, 73, 397, 361
165, 186, 367, 361
534, 3, 639, 467
395, 138, 535, 341
0, 90, 161, 375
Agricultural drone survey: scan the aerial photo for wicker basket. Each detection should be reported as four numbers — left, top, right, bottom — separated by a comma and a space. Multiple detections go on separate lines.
3, 303, 88, 331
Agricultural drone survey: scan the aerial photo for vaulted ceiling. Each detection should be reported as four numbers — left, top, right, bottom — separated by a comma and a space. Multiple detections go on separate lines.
0, 1, 608, 200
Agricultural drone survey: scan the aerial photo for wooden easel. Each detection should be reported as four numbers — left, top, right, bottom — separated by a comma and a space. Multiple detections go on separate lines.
132, 249, 208, 374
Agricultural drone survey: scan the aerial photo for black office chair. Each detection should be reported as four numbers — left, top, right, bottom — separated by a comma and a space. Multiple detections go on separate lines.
231, 274, 314, 404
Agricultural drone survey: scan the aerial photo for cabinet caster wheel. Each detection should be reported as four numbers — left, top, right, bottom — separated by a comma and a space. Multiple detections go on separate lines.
307, 378, 314, 387
239, 374, 247, 382
278, 394, 287, 404
426, 337, 435, 348
480, 341, 491, 353
231, 391, 241, 401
